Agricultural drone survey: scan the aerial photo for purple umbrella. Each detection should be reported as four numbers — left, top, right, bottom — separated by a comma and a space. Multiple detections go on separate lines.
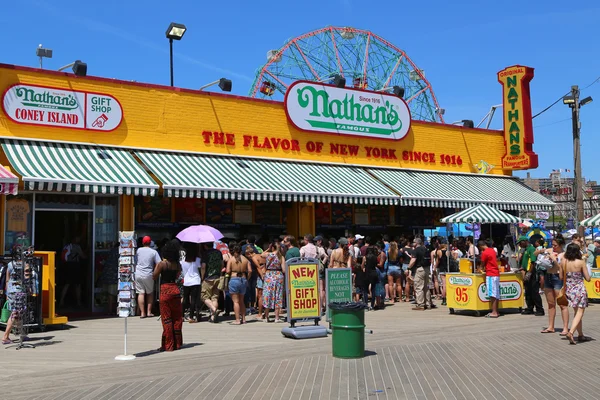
176, 225, 224, 244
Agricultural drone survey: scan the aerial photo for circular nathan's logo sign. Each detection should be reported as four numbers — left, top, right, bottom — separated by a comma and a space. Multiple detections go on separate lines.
449, 276, 473, 286
284, 81, 411, 140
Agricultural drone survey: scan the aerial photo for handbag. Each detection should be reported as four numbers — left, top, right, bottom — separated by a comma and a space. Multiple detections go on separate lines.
556, 262, 568, 307
217, 275, 229, 291
1, 301, 11, 323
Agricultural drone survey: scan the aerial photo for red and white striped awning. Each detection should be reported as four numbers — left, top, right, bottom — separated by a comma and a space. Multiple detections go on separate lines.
0, 166, 18, 195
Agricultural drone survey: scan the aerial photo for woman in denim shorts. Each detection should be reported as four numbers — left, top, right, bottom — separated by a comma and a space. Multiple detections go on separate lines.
226, 244, 252, 325
386, 241, 403, 303
540, 235, 569, 335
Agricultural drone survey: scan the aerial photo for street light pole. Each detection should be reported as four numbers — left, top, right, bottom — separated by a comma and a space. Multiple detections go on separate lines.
169, 38, 174, 87
570, 85, 585, 236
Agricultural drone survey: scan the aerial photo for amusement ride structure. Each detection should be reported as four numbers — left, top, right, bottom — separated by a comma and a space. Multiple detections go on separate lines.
249, 26, 445, 123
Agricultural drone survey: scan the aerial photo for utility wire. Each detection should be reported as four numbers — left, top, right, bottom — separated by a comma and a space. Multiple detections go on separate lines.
531, 75, 600, 119
532, 92, 570, 119
533, 117, 571, 129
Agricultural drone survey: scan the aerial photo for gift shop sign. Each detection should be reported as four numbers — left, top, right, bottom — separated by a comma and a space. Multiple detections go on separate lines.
285, 81, 411, 140
2, 84, 123, 131
287, 262, 320, 321
498, 66, 538, 170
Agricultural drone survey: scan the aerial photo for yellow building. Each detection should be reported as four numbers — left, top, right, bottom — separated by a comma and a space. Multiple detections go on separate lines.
0, 63, 552, 314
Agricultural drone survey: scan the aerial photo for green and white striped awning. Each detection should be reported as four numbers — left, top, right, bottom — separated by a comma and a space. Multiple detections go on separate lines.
440, 204, 520, 224
367, 168, 554, 211
580, 214, 600, 227
136, 151, 399, 205
2, 140, 158, 196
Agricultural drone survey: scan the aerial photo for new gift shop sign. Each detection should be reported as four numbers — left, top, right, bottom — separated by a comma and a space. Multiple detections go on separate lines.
498, 65, 538, 170
287, 261, 321, 321
285, 81, 411, 140
2, 84, 123, 131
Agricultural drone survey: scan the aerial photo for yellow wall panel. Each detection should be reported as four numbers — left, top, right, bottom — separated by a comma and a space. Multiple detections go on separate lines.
0, 64, 509, 176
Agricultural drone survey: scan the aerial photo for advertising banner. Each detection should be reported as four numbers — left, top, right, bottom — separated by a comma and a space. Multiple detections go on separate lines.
325, 268, 353, 321
287, 261, 320, 321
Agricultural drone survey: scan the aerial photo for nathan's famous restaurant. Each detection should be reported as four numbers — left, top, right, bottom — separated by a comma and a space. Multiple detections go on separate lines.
0, 63, 552, 316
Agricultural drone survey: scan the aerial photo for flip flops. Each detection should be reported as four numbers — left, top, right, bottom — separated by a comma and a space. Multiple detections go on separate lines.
2, 339, 12, 345
485, 313, 499, 318
540, 328, 555, 333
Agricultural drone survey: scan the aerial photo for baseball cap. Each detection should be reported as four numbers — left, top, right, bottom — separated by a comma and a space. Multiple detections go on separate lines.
338, 237, 349, 246
517, 235, 529, 243
355, 234, 365, 240
594, 238, 600, 244
142, 236, 152, 245
314, 235, 323, 242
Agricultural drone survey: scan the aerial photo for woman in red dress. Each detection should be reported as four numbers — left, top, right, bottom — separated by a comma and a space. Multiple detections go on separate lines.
153, 240, 183, 351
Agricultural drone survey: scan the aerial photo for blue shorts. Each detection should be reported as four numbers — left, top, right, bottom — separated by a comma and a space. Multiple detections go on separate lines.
388, 265, 402, 277
486, 276, 500, 299
544, 273, 563, 290
228, 277, 247, 295
257, 277, 263, 290
402, 264, 409, 272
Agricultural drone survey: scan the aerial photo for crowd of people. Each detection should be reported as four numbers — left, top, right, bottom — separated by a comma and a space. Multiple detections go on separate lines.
132, 230, 596, 351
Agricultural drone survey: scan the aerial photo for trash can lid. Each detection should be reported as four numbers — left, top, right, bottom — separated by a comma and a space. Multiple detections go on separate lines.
328, 302, 369, 310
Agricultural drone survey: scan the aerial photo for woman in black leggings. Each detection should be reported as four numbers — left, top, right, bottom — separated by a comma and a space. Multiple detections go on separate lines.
361, 246, 380, 310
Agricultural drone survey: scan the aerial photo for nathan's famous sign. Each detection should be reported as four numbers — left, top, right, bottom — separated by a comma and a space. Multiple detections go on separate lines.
2, 84, 123, 131
285, 81, 411, 140
498, 65, 538, 170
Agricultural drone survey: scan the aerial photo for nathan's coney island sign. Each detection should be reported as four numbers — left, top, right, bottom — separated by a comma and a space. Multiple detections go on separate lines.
2, 84, 123, 131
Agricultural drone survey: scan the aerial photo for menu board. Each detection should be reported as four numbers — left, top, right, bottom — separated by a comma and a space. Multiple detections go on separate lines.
174, 198, 204, 224
354, 205, 369, 225
235, 201, 253, 224
331, 204, 353, 226
205, 199, 233, 224
369, 206, 390, 226
255, 202, 281, 225
315, 203, 331, 225
137, 196, 171, 222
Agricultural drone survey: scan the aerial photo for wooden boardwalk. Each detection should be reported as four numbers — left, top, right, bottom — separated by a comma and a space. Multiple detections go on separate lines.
2, 301, 599, 399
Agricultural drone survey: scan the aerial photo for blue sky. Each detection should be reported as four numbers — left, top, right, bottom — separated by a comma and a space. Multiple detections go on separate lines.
1, 0, 599, 181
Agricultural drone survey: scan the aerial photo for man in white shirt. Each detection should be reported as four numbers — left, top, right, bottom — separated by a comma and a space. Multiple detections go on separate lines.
135, 236, 162, 318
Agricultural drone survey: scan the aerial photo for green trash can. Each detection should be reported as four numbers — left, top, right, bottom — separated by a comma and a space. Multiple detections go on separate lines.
330, 302, 367, 359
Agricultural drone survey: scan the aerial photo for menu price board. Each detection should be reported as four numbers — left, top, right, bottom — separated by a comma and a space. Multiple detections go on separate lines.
205, 199, 233, 224
255, 202, 281, 225
331, 204, 352, 226
354, 205, 369, 225
174, 198, 204, 224
369, 206, 390, 226
234, 201, 253, 224
137, 197, 171, 222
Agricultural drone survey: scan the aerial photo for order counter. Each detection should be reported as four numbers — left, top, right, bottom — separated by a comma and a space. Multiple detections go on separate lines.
584, 268, 600, 301
445, 270, 524, 316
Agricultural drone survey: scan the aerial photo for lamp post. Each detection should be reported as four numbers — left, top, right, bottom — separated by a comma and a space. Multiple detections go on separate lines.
165, 22, 187, 87
36, 44, 52, 69
199, 78, 232, 92
563, 86, 593, 235
57, 60, 87, 77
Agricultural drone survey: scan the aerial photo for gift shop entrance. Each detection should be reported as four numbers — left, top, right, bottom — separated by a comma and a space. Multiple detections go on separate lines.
34, 207, 93, 315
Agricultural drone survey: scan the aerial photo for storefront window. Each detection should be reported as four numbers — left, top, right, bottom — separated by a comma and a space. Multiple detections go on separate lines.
5, 194, 33, 253
93, 197, 119, 312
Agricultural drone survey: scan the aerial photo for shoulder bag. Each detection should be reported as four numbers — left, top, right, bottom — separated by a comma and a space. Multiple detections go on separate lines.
556, 261, 568, 307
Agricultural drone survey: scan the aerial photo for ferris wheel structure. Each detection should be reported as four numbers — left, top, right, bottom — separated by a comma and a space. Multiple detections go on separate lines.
249, 26, 445, 123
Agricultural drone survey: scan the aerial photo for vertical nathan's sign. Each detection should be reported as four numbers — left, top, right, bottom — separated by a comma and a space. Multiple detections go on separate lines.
2, 84, 123, 131
497, 65, 538, 169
